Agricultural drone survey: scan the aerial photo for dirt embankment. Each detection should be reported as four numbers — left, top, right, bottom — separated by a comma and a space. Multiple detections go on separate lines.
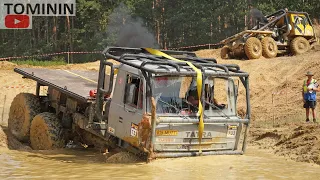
249, 124, 320, 165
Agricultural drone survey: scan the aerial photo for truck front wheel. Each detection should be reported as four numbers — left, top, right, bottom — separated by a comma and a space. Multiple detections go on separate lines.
290, 37, 310, 55
30, 112, 65, 150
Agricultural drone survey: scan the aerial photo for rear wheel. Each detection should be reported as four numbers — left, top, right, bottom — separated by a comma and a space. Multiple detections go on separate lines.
30, 112, 65, 150
233, 44, 245, 59
8, 93, 41, 142
221, 46, 231, 59
245, 37, 262, 59
290, 37, 310, 55
262, 37, 278, 58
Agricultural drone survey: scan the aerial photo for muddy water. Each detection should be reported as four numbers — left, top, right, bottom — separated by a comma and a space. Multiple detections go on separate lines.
0, 147, 319, 180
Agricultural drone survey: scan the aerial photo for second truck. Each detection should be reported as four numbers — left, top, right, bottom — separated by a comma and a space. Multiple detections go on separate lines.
220, 9, 319, 60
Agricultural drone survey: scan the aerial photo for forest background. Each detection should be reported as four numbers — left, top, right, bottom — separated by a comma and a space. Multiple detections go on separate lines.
1, 0, 319, 62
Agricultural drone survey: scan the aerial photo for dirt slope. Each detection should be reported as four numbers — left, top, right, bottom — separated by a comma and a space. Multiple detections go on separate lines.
249, 124, 320, 165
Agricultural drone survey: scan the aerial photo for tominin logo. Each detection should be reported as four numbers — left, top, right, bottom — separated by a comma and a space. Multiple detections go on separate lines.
0, 0, 76, 29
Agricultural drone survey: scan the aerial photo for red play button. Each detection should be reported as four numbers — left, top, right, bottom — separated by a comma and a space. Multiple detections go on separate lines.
5, 15, 30, 29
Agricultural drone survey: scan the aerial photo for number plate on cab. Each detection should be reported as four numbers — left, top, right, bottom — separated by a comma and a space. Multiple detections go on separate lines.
156, 130, 178, 136
227, 125, 237, 138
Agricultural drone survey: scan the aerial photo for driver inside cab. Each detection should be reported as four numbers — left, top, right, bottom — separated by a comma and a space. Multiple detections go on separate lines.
186, 87, 226, 111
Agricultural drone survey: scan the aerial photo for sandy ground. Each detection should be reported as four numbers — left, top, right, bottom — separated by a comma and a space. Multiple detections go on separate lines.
1, 48, 320, 165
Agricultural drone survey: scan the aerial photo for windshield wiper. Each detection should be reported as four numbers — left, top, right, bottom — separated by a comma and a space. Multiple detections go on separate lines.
182, 99, 209, 119
157, 97, 189, 119
157, 97, 180, 112
182, 99, 199, 110
205, 100, 230, 119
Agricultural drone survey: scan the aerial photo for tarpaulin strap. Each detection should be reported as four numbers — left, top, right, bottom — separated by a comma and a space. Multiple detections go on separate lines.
143, 48, 204, 153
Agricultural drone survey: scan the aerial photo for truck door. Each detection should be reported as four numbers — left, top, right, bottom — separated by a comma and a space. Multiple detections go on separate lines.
108, 71, 144, 144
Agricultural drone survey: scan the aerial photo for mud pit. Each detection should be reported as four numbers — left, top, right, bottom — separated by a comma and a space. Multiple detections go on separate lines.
1, 50, 320, 169
250, 123, 320, 165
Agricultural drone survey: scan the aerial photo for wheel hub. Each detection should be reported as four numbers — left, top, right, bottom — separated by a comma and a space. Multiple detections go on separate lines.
298, 42, 305, 49
253, 44, 259, 52
268, 43, 274, 51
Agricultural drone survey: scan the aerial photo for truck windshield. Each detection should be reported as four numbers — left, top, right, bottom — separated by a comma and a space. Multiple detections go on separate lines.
149, 76, 236, 117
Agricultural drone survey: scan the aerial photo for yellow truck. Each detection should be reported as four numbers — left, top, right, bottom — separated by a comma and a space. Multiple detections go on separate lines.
220, 9, 319, 60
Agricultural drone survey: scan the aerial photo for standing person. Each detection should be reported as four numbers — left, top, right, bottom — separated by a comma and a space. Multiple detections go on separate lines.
302, 71, 319, 122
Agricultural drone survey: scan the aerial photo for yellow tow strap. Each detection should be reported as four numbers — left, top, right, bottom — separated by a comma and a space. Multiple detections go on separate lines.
143, 48, 204, 153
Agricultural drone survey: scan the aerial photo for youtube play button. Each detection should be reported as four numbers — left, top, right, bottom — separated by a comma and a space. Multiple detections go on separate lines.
5, 15, 30, 29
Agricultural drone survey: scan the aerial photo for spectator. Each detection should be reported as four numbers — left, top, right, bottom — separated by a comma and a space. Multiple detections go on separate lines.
302, 71, 319, 122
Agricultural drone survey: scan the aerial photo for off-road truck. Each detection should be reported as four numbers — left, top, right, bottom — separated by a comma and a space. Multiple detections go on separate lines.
8, 47, 251, 161
220, 9, 318, 60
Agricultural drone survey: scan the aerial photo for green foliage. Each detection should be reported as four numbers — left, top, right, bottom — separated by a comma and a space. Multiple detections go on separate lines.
12, 58, 67, 66
0, 0, 319, 59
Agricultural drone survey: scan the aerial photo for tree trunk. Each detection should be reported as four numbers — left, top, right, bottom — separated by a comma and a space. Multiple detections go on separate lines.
53, 17, 57, 51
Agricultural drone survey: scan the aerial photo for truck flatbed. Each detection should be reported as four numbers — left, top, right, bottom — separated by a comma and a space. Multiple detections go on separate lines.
14, 68, 98, 102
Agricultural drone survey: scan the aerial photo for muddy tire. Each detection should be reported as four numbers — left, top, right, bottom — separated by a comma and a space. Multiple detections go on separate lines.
244, 37, 262, 59
290, 37, 310, 55
262, 37, 278, 58
30, 112, 65, 150
221, 46, 231, 59
233, 44, 245, 59
8, 93, 41, 142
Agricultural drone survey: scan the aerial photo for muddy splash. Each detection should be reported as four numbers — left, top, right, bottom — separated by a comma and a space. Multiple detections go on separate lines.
0, 126, 32, 151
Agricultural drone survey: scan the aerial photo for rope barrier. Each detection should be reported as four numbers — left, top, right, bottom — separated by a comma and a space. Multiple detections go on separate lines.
168, 43, 222, 50
0, 43, 223, 61
0, 51, 103, 61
